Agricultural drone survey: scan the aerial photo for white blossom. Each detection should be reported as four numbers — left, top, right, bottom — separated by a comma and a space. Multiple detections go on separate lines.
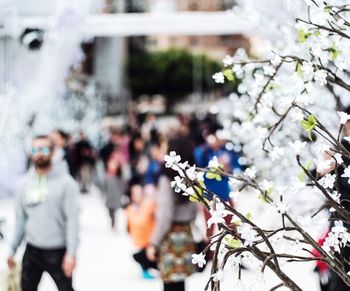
185, 165, 197, 181
208, 156, 220, 168
270, 147, 285, 161
301, 61, 314, 81
341, 166, 350, 184
183, 187, 195, 197
237, 223, 259, 246
263, 66, 276, 76
212, 269, 225, 282
271, 55, 282, 66
212, 72, 225, 84
303, 0, 314, 6
178, 161, 189, 170
229, 177, 242, 189
226, 255, 242, 271
195, 171, 204, 183
223, 55, 235, 67
314, 70, 328, 86
319, 173, 336, 189
229, 190, 240, 202
171, 176, 187, 193
289, 140, 307, 154
191, 253, 206, 268
273, 200, 289, 214
330, 191, 340, 204
338, 111, 350, 125
244, 166, 257, 179
164, 151, 181, 169
260, 179, 274, 191
290, 108, 304, 122
334, 153, 344, 165
323, 221, 350, 253
207, 199, 229, 227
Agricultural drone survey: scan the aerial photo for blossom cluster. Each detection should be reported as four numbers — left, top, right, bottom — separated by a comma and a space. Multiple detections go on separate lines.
323, 221, 350, 253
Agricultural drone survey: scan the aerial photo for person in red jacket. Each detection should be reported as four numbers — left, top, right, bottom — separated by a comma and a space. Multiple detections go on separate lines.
312, 231, 330, 291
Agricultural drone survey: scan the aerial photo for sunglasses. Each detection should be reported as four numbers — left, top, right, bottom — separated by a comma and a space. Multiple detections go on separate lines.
32, 146, 51, 156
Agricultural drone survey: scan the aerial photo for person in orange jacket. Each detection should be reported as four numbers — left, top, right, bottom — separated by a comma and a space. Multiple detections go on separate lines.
126, 183, 157, 279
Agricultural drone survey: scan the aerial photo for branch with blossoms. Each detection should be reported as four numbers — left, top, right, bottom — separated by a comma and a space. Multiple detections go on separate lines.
165, 1, 350, 290
165, 146, 350, 290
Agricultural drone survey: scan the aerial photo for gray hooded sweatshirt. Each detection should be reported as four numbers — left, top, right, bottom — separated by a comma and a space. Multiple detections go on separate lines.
10, 165, 80, 256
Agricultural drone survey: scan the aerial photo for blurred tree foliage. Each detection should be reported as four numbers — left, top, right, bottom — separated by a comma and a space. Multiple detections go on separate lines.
127, 48, 236, 108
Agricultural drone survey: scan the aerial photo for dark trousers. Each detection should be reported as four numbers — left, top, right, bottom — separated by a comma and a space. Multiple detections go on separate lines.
163, 281, 185, 291
132, 248, 158, 270
21, 244, 74, 291
108, 208, 116, 227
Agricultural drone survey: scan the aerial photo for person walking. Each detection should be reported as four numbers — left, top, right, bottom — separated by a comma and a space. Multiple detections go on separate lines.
317, 112, 350, 291
75, 131, 95, 193
102, 158, 125, 229
146, 138, 197, 291
6, 135, 80, 291
126, 182, 157, 279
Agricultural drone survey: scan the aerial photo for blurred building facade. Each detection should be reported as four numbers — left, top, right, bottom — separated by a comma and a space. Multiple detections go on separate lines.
0, 0, 250, 115
147, 0, 250, 60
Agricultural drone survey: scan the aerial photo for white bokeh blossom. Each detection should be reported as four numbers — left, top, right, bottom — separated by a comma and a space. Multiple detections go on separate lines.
338, 111, 350, 125
341, 166, 350, 184
319, 173, 336, 189
212, 72, 225, 84
191, 253, 206, 268
164, 151, 181, 169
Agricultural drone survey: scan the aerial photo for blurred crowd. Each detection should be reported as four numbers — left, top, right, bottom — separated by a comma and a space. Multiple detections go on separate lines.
4, 113, 243, 291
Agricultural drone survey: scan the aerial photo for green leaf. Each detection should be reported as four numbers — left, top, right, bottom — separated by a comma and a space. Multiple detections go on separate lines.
246, 212, 252, 220
194, 186, 202, 195
258, 193, 270, 203
297, 29, 311, 43
189, 195, 198, 202
266, 82, 279, 91
224, 69, 235, 82
248, 112, 255, 122
296, 63, 304, 77
301, 115, 317, 132
329, 46, 340, 61
206, 171, 222, 181
224, 236, 241, 248
324, 6, 332, 13
298, 171, 305, 182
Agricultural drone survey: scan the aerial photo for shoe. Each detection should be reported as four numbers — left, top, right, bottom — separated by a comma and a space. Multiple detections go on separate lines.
142, 269, 155, 280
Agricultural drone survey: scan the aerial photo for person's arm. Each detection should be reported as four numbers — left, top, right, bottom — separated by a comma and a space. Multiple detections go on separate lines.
7, 185, 26, 268
150, 176, 174, 247
64, 179, 80, 256
63, 178, 80, 277
10, 185, 26, 256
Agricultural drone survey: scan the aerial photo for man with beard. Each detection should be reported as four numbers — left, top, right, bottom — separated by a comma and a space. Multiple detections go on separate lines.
6, 135, 80, 291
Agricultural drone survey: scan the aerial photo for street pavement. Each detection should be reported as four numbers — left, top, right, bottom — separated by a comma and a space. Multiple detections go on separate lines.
0, 186, 320, 291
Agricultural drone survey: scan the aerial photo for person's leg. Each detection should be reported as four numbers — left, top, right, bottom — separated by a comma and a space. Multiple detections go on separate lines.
132, 249, 156, 279
44, 249, 74, 291
133, 248, 157, 270
80, 164, 92, 193
163, 281, 185, 291
108, 208, 115, 228
21, 245, 44, 291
